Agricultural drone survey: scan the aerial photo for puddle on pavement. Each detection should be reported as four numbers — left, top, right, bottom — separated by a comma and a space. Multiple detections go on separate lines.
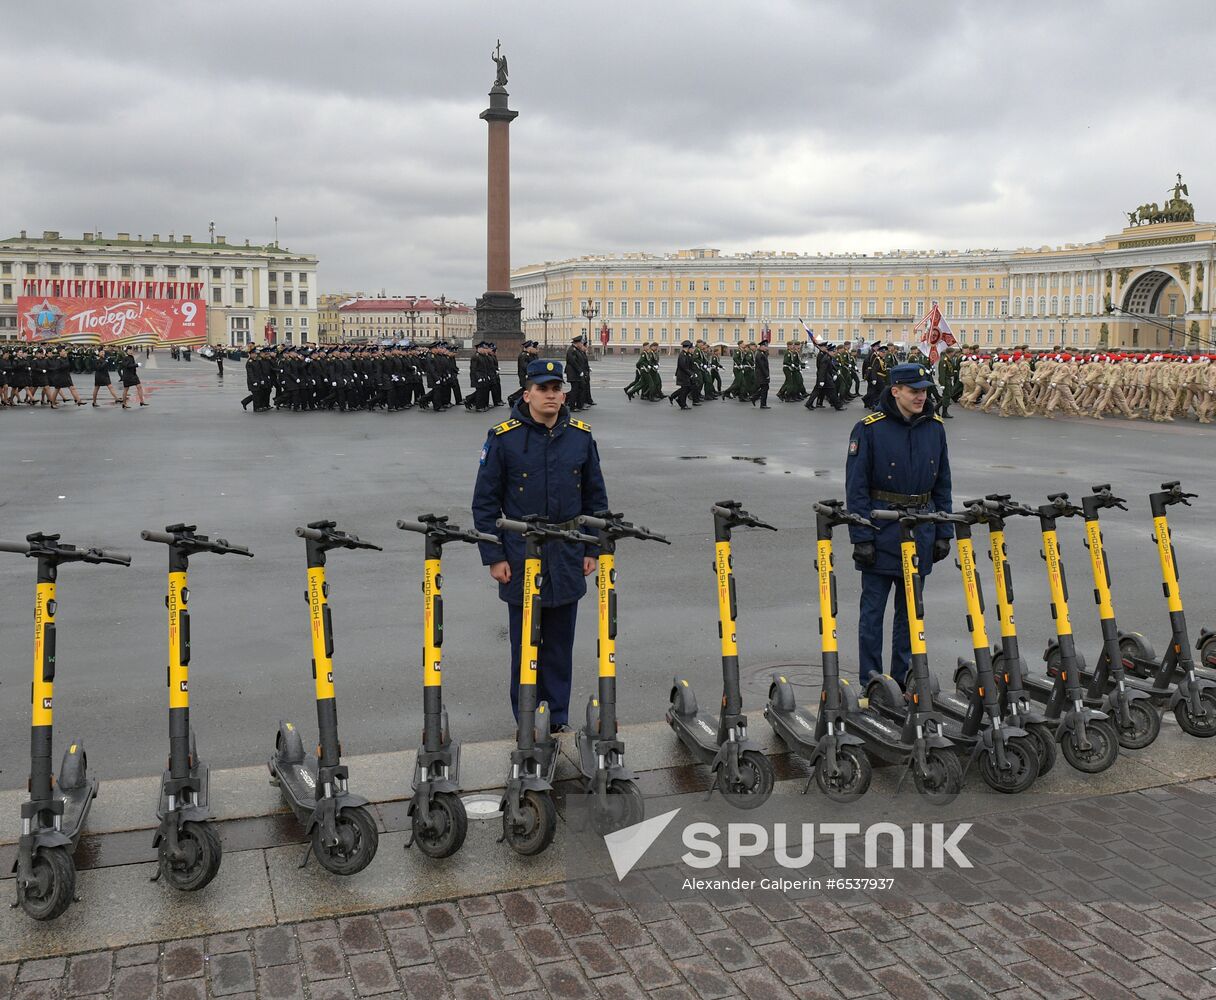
731, 456, 767, 465
678, 455, 708, 460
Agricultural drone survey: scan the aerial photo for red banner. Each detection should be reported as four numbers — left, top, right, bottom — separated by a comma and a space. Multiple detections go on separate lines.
17, 296, 208, 346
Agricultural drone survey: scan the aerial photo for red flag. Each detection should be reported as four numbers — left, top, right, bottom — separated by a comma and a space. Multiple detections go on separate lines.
912, 301, 957, 364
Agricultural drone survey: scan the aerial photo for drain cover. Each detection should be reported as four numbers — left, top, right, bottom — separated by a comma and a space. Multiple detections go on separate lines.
461, 793, 503, 819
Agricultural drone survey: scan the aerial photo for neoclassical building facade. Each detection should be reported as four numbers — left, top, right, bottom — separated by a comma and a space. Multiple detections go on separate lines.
512, 185, 1213, 354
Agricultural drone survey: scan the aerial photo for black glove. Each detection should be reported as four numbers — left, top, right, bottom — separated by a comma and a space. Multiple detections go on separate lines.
853, 542, 876, 568
933, 538, 952, 563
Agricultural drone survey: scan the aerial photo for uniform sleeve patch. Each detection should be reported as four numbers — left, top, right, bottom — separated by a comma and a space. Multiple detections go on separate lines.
479, 444, 489, 466
849, 439, 859, 455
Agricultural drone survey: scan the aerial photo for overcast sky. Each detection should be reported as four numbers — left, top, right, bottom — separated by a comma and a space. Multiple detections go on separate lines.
6, 1, 1215, 301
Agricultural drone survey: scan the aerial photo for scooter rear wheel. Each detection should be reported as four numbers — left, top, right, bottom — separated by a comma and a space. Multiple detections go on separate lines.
589, 780, 645, 835
814, 745, 872, 802
159, 820, 223, 891
503, 789, 557, 856
978, 736, 1039, 794
1201, 636, 1216, 671
412, 792, 468, 859
19, 845, 76, 921
1060, 718, 1119, 773
1119, 634, 1154, 679
1174, 690, 1216, 738
1115, 699, 1161, 750
720, 750, 775, 810
1026, 723, 1058, 777
913, 749, 963, 804
314, 806, 379, 875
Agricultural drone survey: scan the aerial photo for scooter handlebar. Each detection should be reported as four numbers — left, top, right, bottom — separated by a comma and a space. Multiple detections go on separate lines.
812, 501, 875, 531
80, 548, 132, 566
140, 529, 176, 544
576, 514, 672, 545
1158, 481, 1198, 505
296, 525, 381, 551
712, 504, 778, 531
496, 518, 596, 546
1089, 484, 1128, 510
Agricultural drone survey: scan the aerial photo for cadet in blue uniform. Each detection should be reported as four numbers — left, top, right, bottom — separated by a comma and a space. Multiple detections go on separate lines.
844, 363, 953, 687
472, 358, 609, 729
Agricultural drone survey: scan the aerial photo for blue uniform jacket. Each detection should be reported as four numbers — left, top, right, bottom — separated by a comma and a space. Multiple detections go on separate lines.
844, 388, 953, 577
472, 399, 609, 606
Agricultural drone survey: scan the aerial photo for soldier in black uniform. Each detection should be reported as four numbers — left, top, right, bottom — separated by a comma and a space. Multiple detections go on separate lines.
807, 343, 844, 410
507, 340, 537, 406
751, 343, 772, 408
566, 335, 588, 410
670, 339, 698, 410
119, 345, 149, 407
465, 341, 492, 412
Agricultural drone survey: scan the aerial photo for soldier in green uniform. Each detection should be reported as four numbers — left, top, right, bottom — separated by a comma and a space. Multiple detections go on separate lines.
936, 345, 961, 418
738, 342, 757, 402
778, 340, 807, 401
722, 340, 745, 399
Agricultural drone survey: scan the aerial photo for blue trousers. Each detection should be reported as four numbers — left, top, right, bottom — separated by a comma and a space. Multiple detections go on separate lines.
507, 600, 578, 727
858, 572, 911, 687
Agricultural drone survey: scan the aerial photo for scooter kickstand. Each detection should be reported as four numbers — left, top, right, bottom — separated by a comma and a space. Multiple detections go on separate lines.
297, 842, 314, 869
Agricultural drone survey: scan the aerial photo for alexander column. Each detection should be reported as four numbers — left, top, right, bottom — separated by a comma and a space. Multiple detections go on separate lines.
475, 40, 523, 353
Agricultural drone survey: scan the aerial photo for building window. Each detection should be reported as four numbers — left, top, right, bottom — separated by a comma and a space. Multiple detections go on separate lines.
298, 273, 308, 284
211, 267, 222, 279
2, 284, 10, 300
73, 264, 84, 277
301, 317, 308, 328
167, 265, 177, 277
284, 291, 293, 305
189, 266, 200, 279
234, 288, 244, 304
1086, 295, 1094, 313
233, 267, 244, 280
299, 291, 308, 306
145, 265, 155, 278
49, 263, 61, 276
269, 292, 277, 305
917, 279, 925, 291
212, 288, 222, 304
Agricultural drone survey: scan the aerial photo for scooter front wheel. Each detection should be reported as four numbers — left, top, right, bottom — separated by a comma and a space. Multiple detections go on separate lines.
912, 749, 963, 805
159, 820, 223, 891
590, 780, 645, 835
1174, 690, 1216, 738
1116, 699, 1161, 750
978, 736, 1038, 794
503, 789, 557, 856
1060, 718, 1119, 773
19, 845, 76, 921
412, 792, 468, 859
314, 806, 379, 875
1026, 723, 1058, 777
815, 745, 872, 802
720, 750, 775, 810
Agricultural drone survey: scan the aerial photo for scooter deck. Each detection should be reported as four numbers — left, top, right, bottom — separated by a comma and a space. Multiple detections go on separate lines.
55, 777, 99, 844
844, 710, 917, 765
864, 699, 980, 755
156, 763, 210, 820
670, 708, 723, 761
271, 753, 322, 823
765, 704, 819, 755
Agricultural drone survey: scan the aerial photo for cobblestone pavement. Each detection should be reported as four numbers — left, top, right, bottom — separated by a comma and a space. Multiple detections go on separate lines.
3, 778, 1215, 1000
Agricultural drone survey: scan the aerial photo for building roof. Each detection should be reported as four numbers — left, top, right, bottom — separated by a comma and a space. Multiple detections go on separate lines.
339, 297, 472, 314
0, 230, 313, 260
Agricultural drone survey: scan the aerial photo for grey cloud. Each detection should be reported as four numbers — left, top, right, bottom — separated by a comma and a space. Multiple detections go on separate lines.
3, 0, 1215, 296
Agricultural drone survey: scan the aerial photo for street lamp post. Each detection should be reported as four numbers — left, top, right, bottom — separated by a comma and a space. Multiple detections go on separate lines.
581, 300, 599, 355
405, 303, 419, 343
435, 294, 452, 345
536, 303, 553, 352
1059, 317, 1067, 349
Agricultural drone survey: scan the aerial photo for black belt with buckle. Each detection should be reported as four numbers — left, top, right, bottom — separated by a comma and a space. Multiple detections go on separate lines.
870, 490, 931, 507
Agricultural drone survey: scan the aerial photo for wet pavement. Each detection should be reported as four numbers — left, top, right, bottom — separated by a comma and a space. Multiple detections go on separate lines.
1, 770, 1214, 998
2, 354, 1213, 791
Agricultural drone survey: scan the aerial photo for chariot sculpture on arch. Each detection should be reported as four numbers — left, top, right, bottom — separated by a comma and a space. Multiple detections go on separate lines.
1127, 173, 1194, 226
